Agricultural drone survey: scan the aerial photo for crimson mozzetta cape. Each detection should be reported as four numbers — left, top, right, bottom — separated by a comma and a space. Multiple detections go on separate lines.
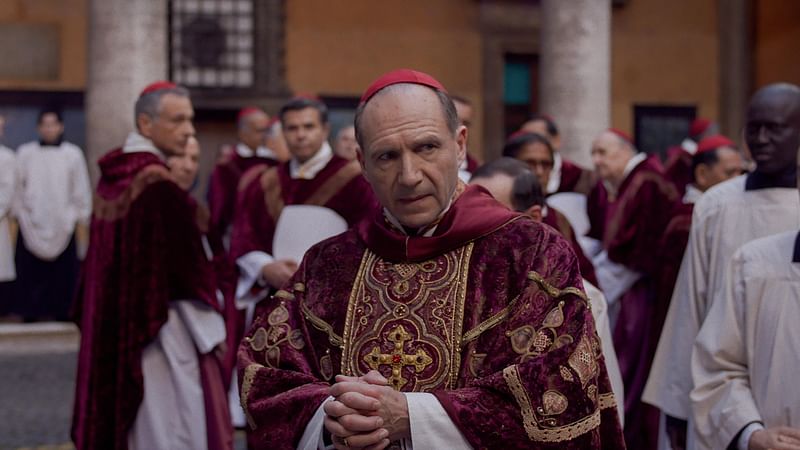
207, 148, 279, 238
72, 149, 220, 450
229, 155, 379, 261
238, 185, 625, 449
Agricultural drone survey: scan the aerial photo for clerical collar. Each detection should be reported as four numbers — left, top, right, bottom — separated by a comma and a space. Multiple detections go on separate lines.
382, 184, 462, 237
683, 184, 703, 204
745, 168, 796, 191
289, 142, 333, 179
39, 136, 64, 147
236, 142, 278, 160
122, 131, 165, 160
546, 152, 563, 194
793, 231, 800, 263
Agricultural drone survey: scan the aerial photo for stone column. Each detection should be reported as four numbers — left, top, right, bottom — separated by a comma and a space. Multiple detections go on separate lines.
718, 0, 752, 139
539, 0, 611, 168
86, 0, 167, 182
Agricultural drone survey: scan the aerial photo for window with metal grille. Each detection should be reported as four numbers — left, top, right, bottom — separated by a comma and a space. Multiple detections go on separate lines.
169, 0, 255, 88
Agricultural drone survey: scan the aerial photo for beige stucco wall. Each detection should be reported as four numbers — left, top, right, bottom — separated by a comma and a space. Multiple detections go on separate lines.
0, 0, 87, 90
755, 0, 800, 87
611, 0, 719, 134
284, 0, 484, 158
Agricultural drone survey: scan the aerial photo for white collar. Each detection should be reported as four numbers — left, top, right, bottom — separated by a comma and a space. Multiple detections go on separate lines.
547, 152, 563, 194
683, 184, 703, 204
289, 142, 333, 179
236, 142, 278, 160
381, 188, 458, 237
122, 132, 165, 160
681, 138, 698, 155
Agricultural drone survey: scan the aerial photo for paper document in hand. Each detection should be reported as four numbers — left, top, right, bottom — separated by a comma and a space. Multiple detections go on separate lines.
272, 205, 348, 263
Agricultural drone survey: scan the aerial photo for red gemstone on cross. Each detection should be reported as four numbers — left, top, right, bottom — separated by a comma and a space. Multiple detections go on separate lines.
392, 354, 402, 364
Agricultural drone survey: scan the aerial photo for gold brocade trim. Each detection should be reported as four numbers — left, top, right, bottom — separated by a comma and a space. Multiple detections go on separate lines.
503, 365, 601, 443
301, 300, 344, 347
449, 242, 473, 387
340, 250, 372, 375
527, 271, 588, 302
240, 363, 262, 430
598, 392, 617, 410
274, 289, 295, 301
461, 294, 520, 345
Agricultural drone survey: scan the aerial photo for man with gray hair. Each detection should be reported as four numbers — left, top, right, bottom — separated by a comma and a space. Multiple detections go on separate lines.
238, 69, 624, 449
72, 81, 231, 450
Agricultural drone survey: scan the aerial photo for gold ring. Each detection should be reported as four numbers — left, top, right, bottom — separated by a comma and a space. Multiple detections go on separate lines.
343, 437, 351, 448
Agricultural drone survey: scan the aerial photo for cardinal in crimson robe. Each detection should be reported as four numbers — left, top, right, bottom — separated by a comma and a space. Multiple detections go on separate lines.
207, 107, 283, 245
645, 83, 800, 450
72, 82, 230, 450
238, 69, 625, 449
585, 128, 679, 449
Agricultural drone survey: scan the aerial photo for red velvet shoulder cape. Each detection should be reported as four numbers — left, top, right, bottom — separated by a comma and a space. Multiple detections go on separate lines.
71, 149, 219, 450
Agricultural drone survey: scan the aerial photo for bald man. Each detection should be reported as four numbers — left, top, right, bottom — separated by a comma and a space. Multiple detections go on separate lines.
645, 83, 800, 450
586, 129, 679, 449
237, 70, 624, 449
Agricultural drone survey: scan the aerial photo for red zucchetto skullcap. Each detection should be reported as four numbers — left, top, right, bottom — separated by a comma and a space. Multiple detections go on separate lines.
696, 134, 735, 154
237, 106, 264, 121
360, 69, 448, 105
689, 118, 712, 138
139, 81, 178, 97
608, 128, 634, 146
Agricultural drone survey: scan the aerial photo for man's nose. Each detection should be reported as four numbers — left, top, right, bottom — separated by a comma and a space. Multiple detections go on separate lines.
398, 153, 423, 186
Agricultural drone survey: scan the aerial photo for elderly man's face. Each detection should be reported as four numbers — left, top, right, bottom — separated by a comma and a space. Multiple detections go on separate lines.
591, 131, 633, 185
334, 125, 359, 161
167, 137, 200, 190
140, 93, 195, 157
358, 86, 466, 229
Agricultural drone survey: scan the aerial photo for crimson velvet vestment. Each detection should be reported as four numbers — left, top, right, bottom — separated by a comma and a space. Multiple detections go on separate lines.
229, 155, 378, 262
586, 155, 679, 449
71, 149, 225, 450
663, 146, 693, 197
555, 157, 596, 195
238, 185, 625, 449
207, 147, 279, 240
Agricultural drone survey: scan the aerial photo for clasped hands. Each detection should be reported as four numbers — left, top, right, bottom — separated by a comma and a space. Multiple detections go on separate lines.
323, 370, 410, 450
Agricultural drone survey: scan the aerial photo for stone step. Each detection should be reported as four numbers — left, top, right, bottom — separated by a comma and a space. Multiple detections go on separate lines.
0, 322, 80, 354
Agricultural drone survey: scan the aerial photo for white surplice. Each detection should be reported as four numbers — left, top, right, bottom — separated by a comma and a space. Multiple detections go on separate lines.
690, 230, 800, 450
643, 175, 800, 424
0, 145, 15, 281
13, 140, 92, 260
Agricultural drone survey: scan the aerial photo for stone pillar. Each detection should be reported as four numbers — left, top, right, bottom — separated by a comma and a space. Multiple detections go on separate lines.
539, 0, 611, 168
718, 0, 752, 139
86, 0, 167, 182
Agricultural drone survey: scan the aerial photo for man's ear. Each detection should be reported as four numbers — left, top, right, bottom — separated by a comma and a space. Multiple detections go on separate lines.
524, 204, 543, 223
694, 164, 709, 190
456, 125, 468, 163
137, 113, 153, 138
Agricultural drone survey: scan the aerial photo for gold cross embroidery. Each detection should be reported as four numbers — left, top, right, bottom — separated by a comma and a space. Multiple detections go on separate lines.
364, 325, 433, 390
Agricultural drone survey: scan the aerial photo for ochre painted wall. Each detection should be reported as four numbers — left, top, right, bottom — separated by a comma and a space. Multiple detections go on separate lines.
611, 0, 719, 136
754, 0, 800, 87
284, 0, 485, 158
0, 0, 87, 90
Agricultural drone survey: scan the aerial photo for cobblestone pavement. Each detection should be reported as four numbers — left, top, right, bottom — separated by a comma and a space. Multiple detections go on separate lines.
0, 333, 246, 450
0, 352, 76, 450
